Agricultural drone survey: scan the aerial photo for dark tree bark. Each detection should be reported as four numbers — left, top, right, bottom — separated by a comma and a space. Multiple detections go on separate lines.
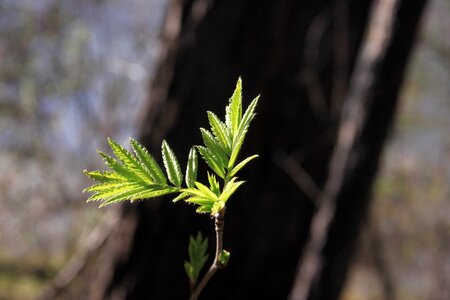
77, 0, 427, 299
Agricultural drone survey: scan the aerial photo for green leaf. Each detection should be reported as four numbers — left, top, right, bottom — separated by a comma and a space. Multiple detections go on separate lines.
196, 146, 226, 179
200, 128, 228, 167
225, 77, 242, 136
181, 187, 210, 199
218, 250, 230, 266
219, 177, 245, 203
130, 138, 167, 184
228, 95, 259, 169
227, 154, 259, 179
83, 170, 122, 183
86, 182, 146, 202
207, 172, 220, 197
107, 138, 152, 183
185, 147, 198, 188
172, 191, 189, 203
97, 185, 150, 206
130, 186, 179, 200
85, 181, 179, 207
194, 181, 220, 201
185, 197, 215, 206
196, 204, 214, 214
161, 140, 183, 187
97, 151, 140, 182
84, 181, 134, 193
207, 112, 231, 153
211, 200, 225, 215
84, 138, 184, 207
185, 232, 209, 283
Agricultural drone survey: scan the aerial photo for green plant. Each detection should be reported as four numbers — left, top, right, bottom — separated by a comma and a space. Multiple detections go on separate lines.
83, 78, 259, 299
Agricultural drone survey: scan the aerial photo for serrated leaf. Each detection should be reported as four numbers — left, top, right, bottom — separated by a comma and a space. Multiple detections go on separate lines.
100, 187, 178, 207
200, 128, 228, 167
207, 172, 220, 196
97, 151, 141, 182
86, 181, 179, 206
207, 112, 232, 153
225, 77, 242, 136
130, 138, 167, 184
107, 138, 152, 183
185, 147, 198, 188
181, 188, 208, 199
196, 204, 213, 214
219, 177, 245, 203
185, 232, 209, 283
85, 138, 182, 207
161, 140, 183, 186
185, 197, 215, 206
87, 183, 146, 203
130, 186, 179, 200
84, 181, 136, 194
228, 95, 259, 169
194, 181, 220, 201
196, 146, 225, 179
83, 170, 122, 183
85, 184, 137, 201
98, 185, 151, 207
227, 154, 259, 179
211, 200, 225, 215
172, 191, 189, 203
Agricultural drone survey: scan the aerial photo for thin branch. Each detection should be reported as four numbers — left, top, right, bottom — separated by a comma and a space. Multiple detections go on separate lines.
38, 209, 120, 300
274, 149, 321, 202
331, 1, 349, 119
190, 210, 226, 300
300, 12, 330, 124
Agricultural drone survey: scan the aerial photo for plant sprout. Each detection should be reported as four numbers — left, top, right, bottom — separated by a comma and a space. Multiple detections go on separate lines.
84, 78, 259, 299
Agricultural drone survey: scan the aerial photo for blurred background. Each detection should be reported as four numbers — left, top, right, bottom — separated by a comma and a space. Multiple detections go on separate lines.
0, 0, 448, 299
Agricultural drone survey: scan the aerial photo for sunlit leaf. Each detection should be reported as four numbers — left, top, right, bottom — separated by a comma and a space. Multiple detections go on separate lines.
185, 147, 198, 188
207, 112, 231, 153
162, 140, 183, 187
194, 181, 220, 201
225, 77, 242, 136
228, 95, 259, 169
130, 138, 167, 184
219, 177, 245, 203
227, 154, 259, 179
107, 138, 153, 183
197, 146, 226, 179
200, 128, 228, 167
83, 170, 122, 183
207, 172, 220, 196
211, 200, 225, 215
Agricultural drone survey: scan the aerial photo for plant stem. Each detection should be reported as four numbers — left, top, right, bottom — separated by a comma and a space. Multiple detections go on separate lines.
190, 209, 226, 300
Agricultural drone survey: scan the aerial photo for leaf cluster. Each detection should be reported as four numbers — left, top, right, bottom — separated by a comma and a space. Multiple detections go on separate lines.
184, 232, 209, 285
83, 78, 259, 214
173, 77, 259, 214
83, 138, 180, 207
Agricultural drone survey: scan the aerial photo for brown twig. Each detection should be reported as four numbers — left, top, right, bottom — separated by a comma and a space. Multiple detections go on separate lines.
190, 209, 226, 300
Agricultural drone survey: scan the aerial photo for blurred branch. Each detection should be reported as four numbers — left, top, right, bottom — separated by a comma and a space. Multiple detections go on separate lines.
274, 150, 321, 202
300, 11, 330, 124
37, 209, 120, 300
289, 0, 400, 298
331, 1, 349, 119
368, 222, 396, 300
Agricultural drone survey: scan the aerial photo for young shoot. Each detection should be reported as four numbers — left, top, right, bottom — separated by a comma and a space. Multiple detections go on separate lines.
84, 77, 259, 299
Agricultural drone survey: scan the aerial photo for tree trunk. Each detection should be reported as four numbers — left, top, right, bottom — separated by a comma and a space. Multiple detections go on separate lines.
80, 0, 427, 299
